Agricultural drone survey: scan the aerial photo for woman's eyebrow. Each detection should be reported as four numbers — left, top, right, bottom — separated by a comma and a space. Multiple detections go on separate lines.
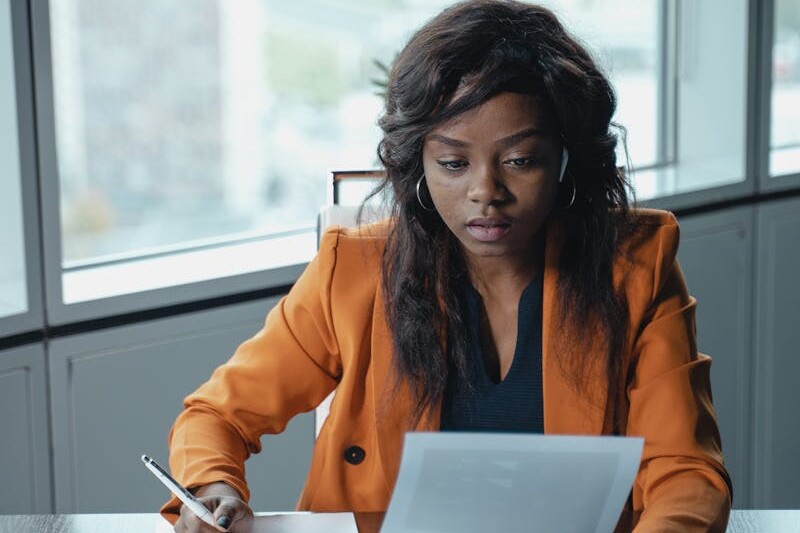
426, 128, 548, 149
496, 128, 548, 148
426, 133, 469, 148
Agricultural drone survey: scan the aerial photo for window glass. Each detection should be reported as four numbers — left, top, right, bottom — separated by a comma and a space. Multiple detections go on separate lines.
0, 0, 28, 319
632, 0, 749, 200
51, 0, 663, 266
771, 0, 800, 177
50, 0, 452, 265
541, 0, 660, 170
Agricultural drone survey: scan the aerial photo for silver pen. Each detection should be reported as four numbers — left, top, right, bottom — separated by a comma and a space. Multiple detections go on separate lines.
141, 454, 217, 528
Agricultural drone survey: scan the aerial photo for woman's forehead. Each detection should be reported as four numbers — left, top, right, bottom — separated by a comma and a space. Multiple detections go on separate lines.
427, 92, 556, 140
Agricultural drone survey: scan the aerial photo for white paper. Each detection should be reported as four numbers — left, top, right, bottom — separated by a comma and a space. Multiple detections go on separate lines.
154, 512, 357, 533
380, 433, 643, 533
250, 512, 358, 533
154, 516, 173, 533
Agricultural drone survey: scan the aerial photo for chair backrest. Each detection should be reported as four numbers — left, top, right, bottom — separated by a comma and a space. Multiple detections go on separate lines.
330, 169, 386, 205
314, 170, 385, 437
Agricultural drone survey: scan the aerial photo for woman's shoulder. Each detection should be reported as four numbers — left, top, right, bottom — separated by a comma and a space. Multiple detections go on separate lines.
336, 219, 392, 242
626, 207, 678, 229
319, 219, 391, 252
316, 219, 391, 280
614, 208, 682, 299
619, 208, 680, 257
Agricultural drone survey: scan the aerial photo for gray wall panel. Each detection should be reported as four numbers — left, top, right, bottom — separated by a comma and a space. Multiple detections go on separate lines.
678, 207, 754, 507
49, 296, 314, 513
0, 343, 52, 513
754, 197, 800, 509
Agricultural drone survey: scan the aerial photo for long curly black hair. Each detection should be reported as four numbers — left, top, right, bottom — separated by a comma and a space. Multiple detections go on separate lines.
370, 0, 633, 426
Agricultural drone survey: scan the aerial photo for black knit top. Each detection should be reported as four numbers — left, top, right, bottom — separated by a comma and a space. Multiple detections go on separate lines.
440, 272, 544, 433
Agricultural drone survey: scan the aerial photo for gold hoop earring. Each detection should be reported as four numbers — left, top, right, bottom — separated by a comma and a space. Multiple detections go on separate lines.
416, 174, 435, 211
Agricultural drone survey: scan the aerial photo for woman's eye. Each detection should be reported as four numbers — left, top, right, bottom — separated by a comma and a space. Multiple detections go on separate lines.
437, 160, 468, 172
505, 156, 537, 168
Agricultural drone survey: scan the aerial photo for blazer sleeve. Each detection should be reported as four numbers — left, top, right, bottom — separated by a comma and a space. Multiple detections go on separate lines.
160, 229, 344, 521
625, 218, 732, 533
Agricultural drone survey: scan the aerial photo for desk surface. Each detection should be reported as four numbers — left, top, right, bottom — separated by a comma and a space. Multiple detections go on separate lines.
0, 513, 383, 533
0, 510, 797, 533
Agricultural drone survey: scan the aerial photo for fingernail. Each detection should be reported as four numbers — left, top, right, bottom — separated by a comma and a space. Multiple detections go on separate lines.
217, 515, 232, 530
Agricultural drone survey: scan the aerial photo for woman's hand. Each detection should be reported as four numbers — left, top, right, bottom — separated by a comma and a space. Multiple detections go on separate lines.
173, 482, 254, 532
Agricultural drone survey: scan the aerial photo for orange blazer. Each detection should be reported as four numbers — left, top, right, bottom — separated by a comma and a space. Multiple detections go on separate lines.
163, 209, 731, 532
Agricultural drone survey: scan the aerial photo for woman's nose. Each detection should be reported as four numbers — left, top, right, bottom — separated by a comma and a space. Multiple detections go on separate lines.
467, 168, 507, 204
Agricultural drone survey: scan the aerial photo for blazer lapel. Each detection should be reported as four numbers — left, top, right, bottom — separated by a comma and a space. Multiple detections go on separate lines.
370, 287, 436, 493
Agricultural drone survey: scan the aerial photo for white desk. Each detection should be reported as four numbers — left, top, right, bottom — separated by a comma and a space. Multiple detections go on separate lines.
0, 510, 795, 532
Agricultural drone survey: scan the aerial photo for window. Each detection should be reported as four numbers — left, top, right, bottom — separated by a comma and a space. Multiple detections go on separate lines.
49, 0, 485, 307
42, 0, 755, 310
0, 0, 27, 319
50, 0, 460, 269
771, 0, 800, 177
50, 0, 667, 267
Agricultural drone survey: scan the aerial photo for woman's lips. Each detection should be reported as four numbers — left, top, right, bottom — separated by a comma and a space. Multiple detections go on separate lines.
466, 219, 511, 242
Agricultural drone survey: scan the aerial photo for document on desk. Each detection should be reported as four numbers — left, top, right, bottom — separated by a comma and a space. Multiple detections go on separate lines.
154, 512, 358, 533
380, 433, 644, 533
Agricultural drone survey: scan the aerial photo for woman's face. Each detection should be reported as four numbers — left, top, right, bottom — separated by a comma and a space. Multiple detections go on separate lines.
421, 92, 561, 271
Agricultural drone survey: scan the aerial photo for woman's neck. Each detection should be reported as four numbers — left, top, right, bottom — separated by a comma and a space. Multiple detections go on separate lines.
466, 239, 545, 304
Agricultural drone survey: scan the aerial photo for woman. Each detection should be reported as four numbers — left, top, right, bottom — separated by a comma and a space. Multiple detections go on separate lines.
164, 1, 732, 531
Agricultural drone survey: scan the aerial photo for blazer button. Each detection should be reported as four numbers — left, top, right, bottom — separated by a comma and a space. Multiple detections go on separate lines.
344, 445, 366, 465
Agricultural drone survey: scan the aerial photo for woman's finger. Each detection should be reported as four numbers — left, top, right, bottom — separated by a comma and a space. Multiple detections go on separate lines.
212, 498, 252, 531
177, 504, 219, 533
